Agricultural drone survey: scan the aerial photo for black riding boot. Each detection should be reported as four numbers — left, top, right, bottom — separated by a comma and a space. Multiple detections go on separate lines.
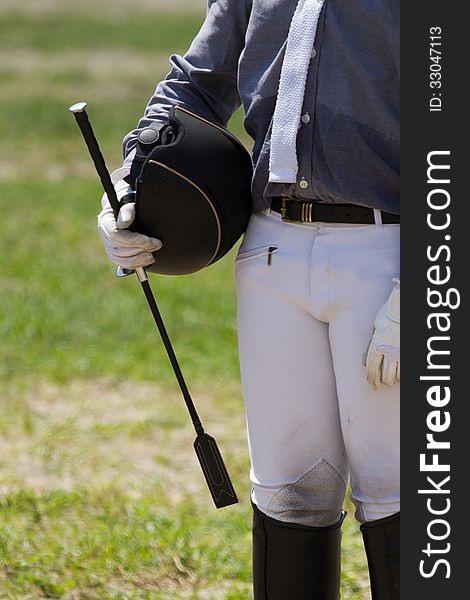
252, 501, 345, 599
360, 512, 400, 600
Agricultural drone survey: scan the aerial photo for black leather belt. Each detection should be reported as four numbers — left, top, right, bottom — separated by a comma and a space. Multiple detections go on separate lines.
271, 197, 400, 224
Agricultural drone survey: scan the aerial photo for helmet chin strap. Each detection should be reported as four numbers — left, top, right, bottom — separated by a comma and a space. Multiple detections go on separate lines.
159, 125, 176, 145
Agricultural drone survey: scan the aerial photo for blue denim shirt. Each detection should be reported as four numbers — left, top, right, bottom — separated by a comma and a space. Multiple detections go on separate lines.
123, 0, 399, 214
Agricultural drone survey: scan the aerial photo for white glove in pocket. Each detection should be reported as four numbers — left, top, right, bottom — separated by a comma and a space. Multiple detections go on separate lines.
365, 279, 400, 390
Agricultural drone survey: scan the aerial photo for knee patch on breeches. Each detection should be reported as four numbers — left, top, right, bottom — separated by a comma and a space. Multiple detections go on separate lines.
264, 459, 346, 527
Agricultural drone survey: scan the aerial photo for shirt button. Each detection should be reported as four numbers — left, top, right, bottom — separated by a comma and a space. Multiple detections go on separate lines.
301, 113, 311, 124
299, 178, 309, 190
311, 47, 317, 59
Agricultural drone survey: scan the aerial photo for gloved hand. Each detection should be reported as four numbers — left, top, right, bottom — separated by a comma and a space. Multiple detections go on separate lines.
98, 169, 162, 269
365, 278, 400, 390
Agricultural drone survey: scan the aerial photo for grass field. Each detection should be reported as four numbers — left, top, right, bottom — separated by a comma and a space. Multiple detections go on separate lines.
0, 2, 369, 597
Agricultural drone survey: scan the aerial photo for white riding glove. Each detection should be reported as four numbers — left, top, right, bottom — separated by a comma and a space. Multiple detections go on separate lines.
98, 169, 162, 269
365, 278, 400, 390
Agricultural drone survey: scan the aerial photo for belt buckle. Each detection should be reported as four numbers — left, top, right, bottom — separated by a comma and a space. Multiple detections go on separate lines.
280, 199, 314, 223
301, 201, 314, 223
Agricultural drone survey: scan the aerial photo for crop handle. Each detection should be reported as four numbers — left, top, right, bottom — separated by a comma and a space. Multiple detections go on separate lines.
69, 101, 121, 218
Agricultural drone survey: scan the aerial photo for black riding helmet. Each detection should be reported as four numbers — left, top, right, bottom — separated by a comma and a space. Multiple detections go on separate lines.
128, 104, 253, 275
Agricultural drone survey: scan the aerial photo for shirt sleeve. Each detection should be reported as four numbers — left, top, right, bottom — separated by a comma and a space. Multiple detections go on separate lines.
122, 0, 251, 166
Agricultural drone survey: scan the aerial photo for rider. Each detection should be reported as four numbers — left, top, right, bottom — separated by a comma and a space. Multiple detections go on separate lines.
98, 1, 400, 598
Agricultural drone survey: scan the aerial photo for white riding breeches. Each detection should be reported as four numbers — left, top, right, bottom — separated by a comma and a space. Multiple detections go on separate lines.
235, 210, 400, 526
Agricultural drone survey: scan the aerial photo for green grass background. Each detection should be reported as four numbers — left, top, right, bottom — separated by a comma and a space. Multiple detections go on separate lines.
0, 2, 369, 598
